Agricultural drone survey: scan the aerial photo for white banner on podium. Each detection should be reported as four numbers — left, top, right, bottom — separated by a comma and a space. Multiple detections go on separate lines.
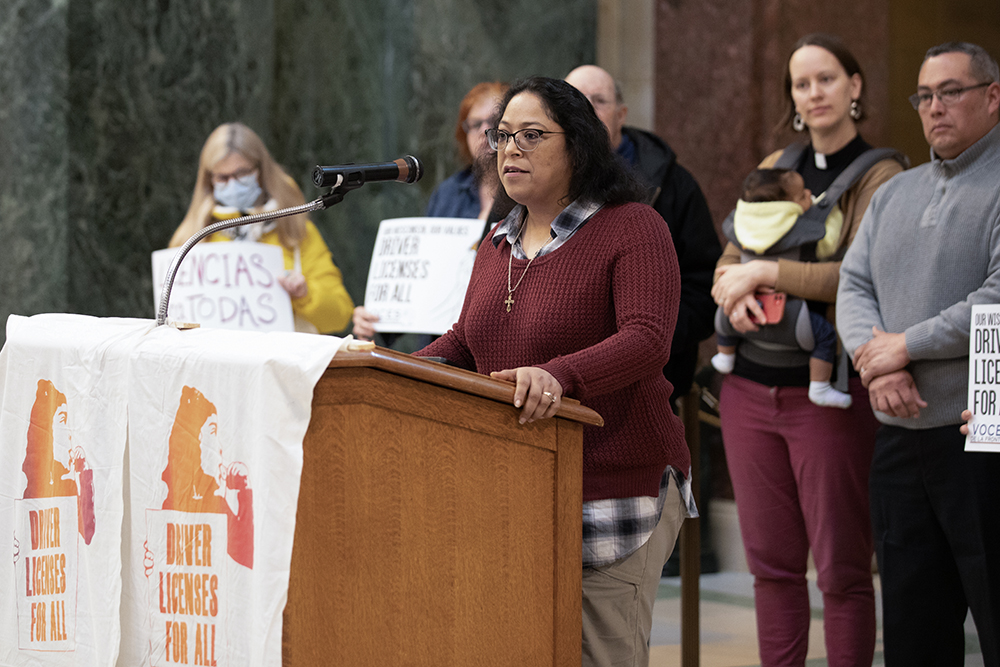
0, 314, 154, 667
1, 314, 344, 667
120, 325, 343, 667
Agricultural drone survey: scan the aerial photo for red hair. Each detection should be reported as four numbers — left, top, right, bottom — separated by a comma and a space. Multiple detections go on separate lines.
454, 82, 507, 166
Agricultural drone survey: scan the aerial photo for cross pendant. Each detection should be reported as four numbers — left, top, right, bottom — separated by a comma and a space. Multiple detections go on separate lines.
505, 293, 514, 312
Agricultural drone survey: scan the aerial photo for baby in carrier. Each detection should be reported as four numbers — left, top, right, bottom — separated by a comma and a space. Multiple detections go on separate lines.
712, 168, 852, 409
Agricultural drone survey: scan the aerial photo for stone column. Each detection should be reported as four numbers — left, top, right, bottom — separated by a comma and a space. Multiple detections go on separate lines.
596, 0, 655, 132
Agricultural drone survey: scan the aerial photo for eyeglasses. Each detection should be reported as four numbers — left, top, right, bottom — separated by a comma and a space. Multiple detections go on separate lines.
486, 128, 565, 152
462, 117, 492, 134
908, 82, 991, 110
211, 166, 257, 184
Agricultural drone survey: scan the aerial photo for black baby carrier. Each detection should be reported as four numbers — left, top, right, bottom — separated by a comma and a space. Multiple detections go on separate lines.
718, 144, 907, 376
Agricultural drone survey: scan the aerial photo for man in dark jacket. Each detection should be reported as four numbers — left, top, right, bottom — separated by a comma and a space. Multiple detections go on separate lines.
567, 65, 721, 403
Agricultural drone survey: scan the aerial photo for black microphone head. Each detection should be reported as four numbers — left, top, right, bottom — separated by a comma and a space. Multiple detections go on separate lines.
312, 165, 328, 188
402, 155, 423, 184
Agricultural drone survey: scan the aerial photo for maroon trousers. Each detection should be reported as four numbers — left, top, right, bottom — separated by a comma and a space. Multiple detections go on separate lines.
720, 374, 879, 666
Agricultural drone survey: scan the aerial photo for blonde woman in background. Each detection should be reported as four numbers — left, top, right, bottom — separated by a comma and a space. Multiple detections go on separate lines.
170, 122, 354, 334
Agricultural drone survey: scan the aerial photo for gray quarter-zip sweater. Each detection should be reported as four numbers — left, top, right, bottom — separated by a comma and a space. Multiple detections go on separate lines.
837, 121, 1000, 428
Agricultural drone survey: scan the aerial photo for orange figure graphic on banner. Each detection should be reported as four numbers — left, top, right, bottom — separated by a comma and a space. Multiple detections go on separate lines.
21, 379, 96, 545
161, 386, 254, 568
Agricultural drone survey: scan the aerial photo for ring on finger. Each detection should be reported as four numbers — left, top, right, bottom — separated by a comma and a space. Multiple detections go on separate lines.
542, 391, 557, 404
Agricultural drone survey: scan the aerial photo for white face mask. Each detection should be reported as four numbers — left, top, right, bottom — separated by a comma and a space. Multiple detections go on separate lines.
213, 172, 263, 210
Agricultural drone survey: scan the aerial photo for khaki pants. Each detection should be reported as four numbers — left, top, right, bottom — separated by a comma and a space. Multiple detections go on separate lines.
582, 479, 685, 667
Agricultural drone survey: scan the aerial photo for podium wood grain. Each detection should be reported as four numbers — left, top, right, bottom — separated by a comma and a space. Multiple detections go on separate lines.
283, 349, 597, 666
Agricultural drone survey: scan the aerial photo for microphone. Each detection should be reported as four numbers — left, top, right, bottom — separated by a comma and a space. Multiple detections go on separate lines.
312, 155, 423, 189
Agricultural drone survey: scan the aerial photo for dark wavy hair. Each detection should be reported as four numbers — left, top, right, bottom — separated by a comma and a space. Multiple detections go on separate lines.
780, 33, 867, 130
742, 168, 800, 202
491, 77, 646, 209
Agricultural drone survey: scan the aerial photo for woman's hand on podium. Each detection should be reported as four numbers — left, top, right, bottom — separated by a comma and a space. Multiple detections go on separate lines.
490, 366, 562, 425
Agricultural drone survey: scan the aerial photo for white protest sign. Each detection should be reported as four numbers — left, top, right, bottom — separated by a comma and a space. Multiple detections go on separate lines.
363, 217, 482, 335
152, 243, 294, 332
966, 303, 1000, 452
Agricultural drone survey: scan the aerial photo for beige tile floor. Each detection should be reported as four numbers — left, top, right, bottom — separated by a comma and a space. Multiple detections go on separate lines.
648, 572, 985, 666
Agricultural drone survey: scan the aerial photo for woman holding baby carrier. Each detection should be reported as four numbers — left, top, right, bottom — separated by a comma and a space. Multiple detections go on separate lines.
711, 33, 906, 666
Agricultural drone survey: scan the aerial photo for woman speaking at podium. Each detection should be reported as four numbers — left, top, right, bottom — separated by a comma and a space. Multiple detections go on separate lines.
170, 122, 354, 334
414, 77, 691, 667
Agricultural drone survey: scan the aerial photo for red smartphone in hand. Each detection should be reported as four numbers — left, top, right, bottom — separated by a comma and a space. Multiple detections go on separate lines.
755, 292, 786, 324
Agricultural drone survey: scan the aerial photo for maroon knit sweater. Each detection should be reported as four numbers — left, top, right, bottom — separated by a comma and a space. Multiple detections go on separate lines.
416, 202, 689, 501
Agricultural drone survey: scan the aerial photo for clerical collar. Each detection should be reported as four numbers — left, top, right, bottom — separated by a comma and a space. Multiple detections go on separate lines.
800, 134, 871, 194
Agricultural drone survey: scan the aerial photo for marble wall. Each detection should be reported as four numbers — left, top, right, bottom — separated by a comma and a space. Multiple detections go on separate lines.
272, 0, 597, 303
654, 0, 893, 233
1, 0, 70, 319
64, 0, 276, 320
0, 0, 595, 343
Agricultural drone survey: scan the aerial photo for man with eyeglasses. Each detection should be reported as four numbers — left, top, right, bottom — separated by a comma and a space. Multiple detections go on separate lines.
837, 41, 1000, 666
565, 66, 721, 408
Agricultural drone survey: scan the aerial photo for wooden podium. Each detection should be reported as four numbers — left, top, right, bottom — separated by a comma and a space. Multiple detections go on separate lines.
282, 347, 602, 666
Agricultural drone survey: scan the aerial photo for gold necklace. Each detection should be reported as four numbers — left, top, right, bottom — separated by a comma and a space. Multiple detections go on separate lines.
506, 223, 551, 313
